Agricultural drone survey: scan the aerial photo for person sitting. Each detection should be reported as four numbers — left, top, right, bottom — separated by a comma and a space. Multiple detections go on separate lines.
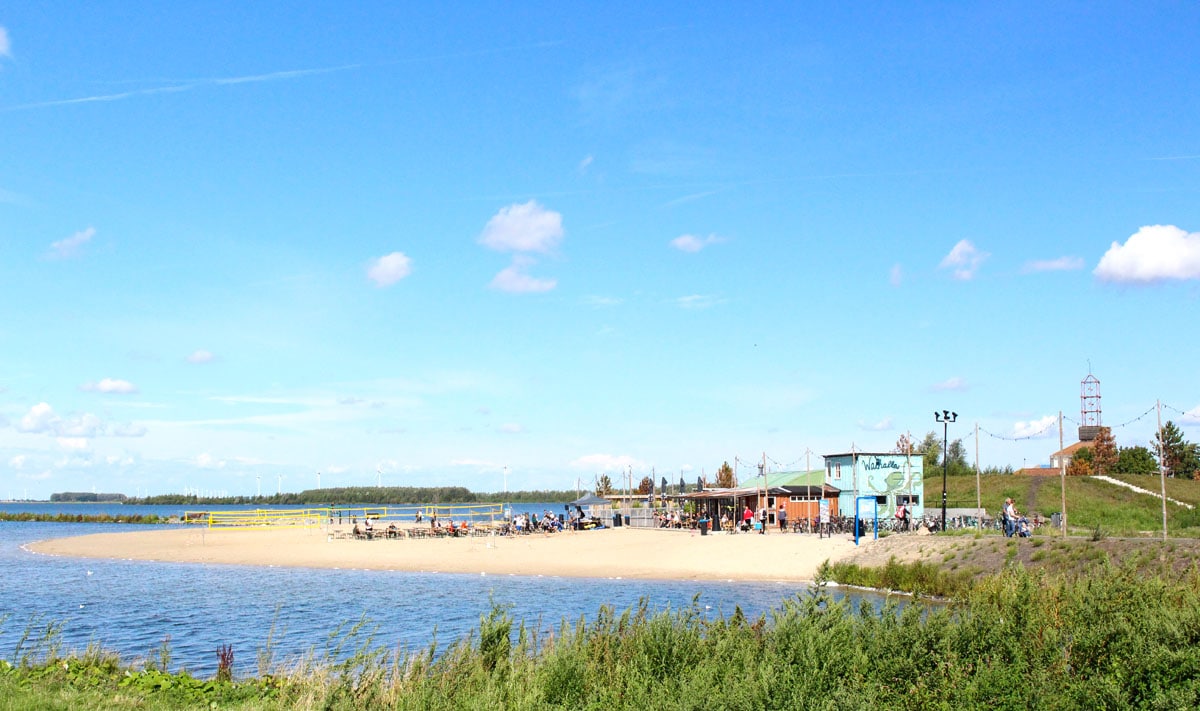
387, 523, 398, 538
414, 510, 423, 524
352, 523, 364, 539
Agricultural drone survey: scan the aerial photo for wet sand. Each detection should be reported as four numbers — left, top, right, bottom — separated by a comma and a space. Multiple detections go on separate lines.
29, 525, 873, 582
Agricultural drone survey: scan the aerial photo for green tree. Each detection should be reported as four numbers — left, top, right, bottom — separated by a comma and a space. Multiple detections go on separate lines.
916, 431, 970, 475
1067, 446, 1093, 477
1091, 427, 1118, 477
715, 461, 736, 488
636, 476, 653, 495
1154, 421, 1200, 479
594, 475, 614, 496
1114, 445, 1158, 475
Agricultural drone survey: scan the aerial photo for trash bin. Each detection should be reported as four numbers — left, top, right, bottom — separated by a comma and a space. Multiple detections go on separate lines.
623, 515, 631, 526
699, 519, 709, 536
612, 513, 622, 527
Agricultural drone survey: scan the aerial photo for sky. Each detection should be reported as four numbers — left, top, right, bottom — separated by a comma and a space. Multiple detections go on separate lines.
2, 2, 1199, 499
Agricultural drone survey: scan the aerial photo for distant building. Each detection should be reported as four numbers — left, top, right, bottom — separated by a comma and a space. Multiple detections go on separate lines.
823, 451, 923, 519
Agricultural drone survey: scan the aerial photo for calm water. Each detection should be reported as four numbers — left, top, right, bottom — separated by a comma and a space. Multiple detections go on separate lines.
0, 503, 877, 677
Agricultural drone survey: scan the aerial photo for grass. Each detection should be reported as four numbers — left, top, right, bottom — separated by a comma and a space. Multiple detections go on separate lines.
942, 473, 1200, 537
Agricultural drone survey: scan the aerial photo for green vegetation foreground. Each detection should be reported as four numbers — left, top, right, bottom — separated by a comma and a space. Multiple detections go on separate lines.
4, 563, 1200, 710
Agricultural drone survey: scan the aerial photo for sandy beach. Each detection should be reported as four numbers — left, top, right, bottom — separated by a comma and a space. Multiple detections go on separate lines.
29, 525, 883, 582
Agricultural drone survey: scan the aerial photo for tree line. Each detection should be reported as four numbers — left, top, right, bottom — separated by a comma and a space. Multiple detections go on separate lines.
119, 487, 579, 506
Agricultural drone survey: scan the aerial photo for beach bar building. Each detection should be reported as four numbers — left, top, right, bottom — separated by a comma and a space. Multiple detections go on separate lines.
823, 451, 923, 520
733, 470, 842, 528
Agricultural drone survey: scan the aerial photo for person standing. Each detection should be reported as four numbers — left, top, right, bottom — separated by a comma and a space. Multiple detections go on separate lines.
1003, 498, 1017, 537
742, 505, 754, 532
895, 502, 908, 532
758, 506, 768, 534
777, 503, 788, 532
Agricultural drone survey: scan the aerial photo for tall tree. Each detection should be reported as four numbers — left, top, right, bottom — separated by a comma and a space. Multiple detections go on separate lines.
636, 476, 653, 495
1114, 445, 1158, 475
915, 431, 942, 472
715, 461, 736, 488
1154, 421, 1200, 479
1091, 427, 1118, 477
1067, 447, 1093, 477
893, 433, 913, 455
594, 474, 614, 496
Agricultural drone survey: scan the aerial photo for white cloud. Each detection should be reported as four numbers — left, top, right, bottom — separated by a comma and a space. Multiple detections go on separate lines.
858, 417, 894, 432
80, 378, 138, 394
670, 233, 723, 253
57, 413, 103, 437
0, 26, 10, 58
18, 403, 58, 433
450, 458, 502, 469
497, 423, 524, 434
931, 377, 967, 392
938, 239, 988, 280
570, 453, 644, 472
186, 350, 215, 364
1181, 406, 1200, 425
578, 154, 594, 171
9, 455, 26, 469
889, 264, 903, 287
49, 227, 96, 259
1094, 225, 1200, 283
1023, 256, 1084, 273
366, 251, 413, 286
489, 256, 557, 293
478, 201, 563, 253
584, 295, 623, 307
1012, 415, 1058, 439
195, 453, 226, 469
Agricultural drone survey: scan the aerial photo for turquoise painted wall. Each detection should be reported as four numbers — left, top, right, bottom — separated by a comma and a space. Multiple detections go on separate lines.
824, 453, 924, 519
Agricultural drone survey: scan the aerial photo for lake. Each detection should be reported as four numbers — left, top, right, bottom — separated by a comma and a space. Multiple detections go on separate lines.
0, 503, 878, 677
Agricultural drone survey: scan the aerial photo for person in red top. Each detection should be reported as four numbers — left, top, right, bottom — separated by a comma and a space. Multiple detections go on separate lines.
742, 505, 754, 532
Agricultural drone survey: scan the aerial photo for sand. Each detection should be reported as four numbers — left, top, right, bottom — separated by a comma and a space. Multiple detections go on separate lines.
28, 525, 880, 582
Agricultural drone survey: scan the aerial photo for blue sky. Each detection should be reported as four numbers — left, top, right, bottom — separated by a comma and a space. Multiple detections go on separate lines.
2, 3, 1199, 499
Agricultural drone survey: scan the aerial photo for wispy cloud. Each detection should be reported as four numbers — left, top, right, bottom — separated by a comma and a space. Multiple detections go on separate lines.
673, 294, 724, 309
489, 256, 557, 293
0, 26, 10, 59
578, 154, 594, 172
48, 227, 95, 259
889, 264, 903, 286
497, 423, 524, 434
931, 376, 967, 392
1023, 256, 1084, 273
80, 378, 138, 394
366, 251, 413, 287
186, 350, 215, 364
1094, 225, 1200, 284
583, 295, 623, 307
938, 239, 988, 280
858, 417, 894, 432
670, 233, 724, 253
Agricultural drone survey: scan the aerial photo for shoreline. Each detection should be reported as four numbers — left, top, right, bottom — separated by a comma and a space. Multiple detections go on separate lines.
27, 525, 882, 583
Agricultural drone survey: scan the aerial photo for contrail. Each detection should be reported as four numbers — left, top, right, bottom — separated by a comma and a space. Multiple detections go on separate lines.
2, 40, 564, 113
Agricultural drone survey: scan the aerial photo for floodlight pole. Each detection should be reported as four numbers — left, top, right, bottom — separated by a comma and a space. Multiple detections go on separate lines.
935, 410, 958, 529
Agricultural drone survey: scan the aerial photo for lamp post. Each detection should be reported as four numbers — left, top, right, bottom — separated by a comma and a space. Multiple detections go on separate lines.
935, 410, 957, 529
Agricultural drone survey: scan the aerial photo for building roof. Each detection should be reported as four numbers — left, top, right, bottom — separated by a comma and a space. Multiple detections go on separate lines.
1050, 441, 1091, 459
823, 451, 906, 459
741, 470, 826, 489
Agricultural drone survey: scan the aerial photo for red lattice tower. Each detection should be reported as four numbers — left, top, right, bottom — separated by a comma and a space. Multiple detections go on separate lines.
1079, 374, 1101, 441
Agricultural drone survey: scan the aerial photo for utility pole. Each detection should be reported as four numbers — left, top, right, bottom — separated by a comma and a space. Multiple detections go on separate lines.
1158, 399, 1168, 541
1059, 411, 1067, 536
975, 422, 981, 529
376, 467, 382, 489
317, 471, 321, 489
256, 474, 261, 498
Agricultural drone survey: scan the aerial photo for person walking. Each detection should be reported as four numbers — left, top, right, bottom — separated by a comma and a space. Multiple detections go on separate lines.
758, 506, 768, 534
1003, 498, 1017, 537
777, 503, 788, 533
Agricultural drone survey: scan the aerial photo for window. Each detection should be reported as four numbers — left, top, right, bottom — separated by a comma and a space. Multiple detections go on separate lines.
834, 463, 842, 480
875, 495, 887, 505
789, 495, 817, 502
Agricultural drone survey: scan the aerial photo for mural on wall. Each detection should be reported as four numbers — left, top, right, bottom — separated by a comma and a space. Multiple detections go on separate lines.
861, 455, 922, 515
